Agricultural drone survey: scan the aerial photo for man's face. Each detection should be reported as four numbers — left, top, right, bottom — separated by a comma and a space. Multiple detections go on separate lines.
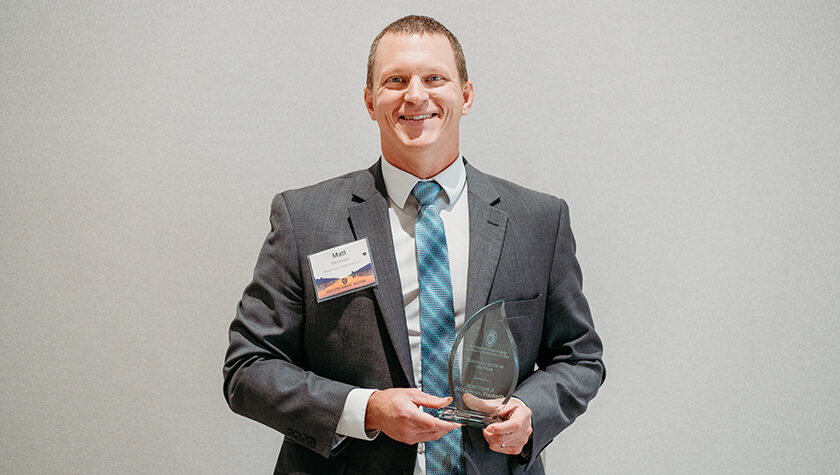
365, 33, 473, 172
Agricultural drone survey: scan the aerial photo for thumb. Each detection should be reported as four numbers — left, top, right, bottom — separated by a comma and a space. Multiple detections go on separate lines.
463, 394, 503, 414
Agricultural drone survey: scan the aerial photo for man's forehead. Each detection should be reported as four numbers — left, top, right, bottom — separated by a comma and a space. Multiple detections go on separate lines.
373, 33, 457, 73
378, 31, 453, 49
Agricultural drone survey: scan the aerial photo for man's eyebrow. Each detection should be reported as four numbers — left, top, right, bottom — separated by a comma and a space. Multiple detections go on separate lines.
378, 68, 402, 78
378, 65, 450, 80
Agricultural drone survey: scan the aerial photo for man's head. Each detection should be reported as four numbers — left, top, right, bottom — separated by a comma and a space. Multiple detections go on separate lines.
364, 15, 474, 178
366, 15, 469, 90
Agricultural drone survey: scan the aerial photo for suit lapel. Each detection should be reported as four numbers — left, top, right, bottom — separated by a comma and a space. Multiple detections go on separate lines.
465, 163, 508, 317
347, 162, 415, 387
461, 162, 509, 473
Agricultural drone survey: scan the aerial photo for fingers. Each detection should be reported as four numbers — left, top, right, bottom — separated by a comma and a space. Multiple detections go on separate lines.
483, 400, 532, 455
412, 405, 461, 430
483, 424, 531, 455
413, 392, 453, 410
393, 409, 460, 445
365, 388, 461, 445
411, 417, 461, 442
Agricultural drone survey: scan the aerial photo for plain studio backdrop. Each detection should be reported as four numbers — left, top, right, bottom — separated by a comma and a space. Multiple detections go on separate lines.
2, 2, 838, 473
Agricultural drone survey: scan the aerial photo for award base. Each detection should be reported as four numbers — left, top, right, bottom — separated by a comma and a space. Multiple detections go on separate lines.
437, 406, 501, 428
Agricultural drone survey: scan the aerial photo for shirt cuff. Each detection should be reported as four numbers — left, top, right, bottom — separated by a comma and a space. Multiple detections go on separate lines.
335, 388, 380, 441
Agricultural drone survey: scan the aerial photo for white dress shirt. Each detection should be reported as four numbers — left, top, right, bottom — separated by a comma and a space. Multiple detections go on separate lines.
334, 156, 470, 474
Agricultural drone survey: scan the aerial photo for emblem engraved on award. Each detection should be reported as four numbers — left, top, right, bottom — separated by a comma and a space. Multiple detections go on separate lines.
437, 300, 519, 427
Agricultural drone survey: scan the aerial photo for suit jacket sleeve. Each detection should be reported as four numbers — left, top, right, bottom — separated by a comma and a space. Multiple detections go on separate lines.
511, 198, 605, 471
223, 192, 355, 458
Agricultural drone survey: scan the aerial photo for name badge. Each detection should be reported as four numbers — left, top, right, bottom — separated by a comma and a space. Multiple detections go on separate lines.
307, 238, 378, 302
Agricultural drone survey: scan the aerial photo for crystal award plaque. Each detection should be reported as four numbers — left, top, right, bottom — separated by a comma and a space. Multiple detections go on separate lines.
437, 300, 519, 427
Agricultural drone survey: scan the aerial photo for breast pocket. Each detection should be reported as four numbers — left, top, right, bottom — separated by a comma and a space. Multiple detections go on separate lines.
503, 293, 543, 318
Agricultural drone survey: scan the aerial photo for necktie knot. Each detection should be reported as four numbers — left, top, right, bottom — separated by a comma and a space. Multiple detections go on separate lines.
412, 181, 442, 208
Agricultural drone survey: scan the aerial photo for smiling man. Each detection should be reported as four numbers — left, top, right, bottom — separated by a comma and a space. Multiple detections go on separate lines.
224, 15, 604, 475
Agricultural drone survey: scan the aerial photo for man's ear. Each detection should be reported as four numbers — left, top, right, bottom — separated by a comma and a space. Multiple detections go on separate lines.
461, 80, 474, 115
364, 86, 376, 120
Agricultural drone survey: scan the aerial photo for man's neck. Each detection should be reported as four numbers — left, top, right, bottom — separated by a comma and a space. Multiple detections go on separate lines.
381, 149, 460, 179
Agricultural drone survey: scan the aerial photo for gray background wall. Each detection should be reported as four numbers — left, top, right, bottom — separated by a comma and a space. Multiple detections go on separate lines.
2, 1, 838, 473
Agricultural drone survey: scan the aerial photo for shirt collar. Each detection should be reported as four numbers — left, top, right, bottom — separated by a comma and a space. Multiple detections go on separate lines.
380, 155, 467, 210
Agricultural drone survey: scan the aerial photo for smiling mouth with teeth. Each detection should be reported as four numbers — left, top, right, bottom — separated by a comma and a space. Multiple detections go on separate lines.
400, 113, 438, 121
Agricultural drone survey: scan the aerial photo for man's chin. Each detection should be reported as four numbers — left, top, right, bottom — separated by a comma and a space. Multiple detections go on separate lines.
396, 132, 440, 150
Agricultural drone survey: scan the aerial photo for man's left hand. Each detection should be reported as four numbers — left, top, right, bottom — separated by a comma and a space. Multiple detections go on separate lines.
482, 398, 533, 455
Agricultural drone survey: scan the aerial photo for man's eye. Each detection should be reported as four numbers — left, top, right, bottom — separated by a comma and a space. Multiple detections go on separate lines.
428, 75, 443, 82
387, 77, 403, 84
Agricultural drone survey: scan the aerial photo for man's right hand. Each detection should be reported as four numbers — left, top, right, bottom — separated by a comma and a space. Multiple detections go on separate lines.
364, 388, 461, 445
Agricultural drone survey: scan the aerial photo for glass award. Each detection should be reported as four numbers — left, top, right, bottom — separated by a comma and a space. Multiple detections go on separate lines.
437, 300, 519, 427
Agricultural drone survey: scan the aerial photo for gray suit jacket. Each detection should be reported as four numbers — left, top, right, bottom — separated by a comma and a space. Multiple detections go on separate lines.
224, 160, 605, 474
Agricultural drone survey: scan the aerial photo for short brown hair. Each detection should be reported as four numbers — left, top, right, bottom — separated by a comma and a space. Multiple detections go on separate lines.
366, 15, 468, 90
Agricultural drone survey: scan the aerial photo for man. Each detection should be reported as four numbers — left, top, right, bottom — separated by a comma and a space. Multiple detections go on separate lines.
224, 15, 604, 474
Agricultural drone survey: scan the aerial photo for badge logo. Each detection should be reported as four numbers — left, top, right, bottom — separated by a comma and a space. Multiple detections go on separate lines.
485, 329, 498, 347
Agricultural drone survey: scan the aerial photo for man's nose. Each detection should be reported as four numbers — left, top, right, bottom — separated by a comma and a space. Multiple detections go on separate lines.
404, 76, 428, 103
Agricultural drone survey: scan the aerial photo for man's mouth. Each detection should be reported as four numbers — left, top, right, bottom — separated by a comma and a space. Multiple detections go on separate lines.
400, 113, 437, 121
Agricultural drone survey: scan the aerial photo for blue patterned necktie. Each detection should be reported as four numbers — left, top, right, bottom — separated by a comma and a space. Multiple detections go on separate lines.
412, 180, 463, 475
